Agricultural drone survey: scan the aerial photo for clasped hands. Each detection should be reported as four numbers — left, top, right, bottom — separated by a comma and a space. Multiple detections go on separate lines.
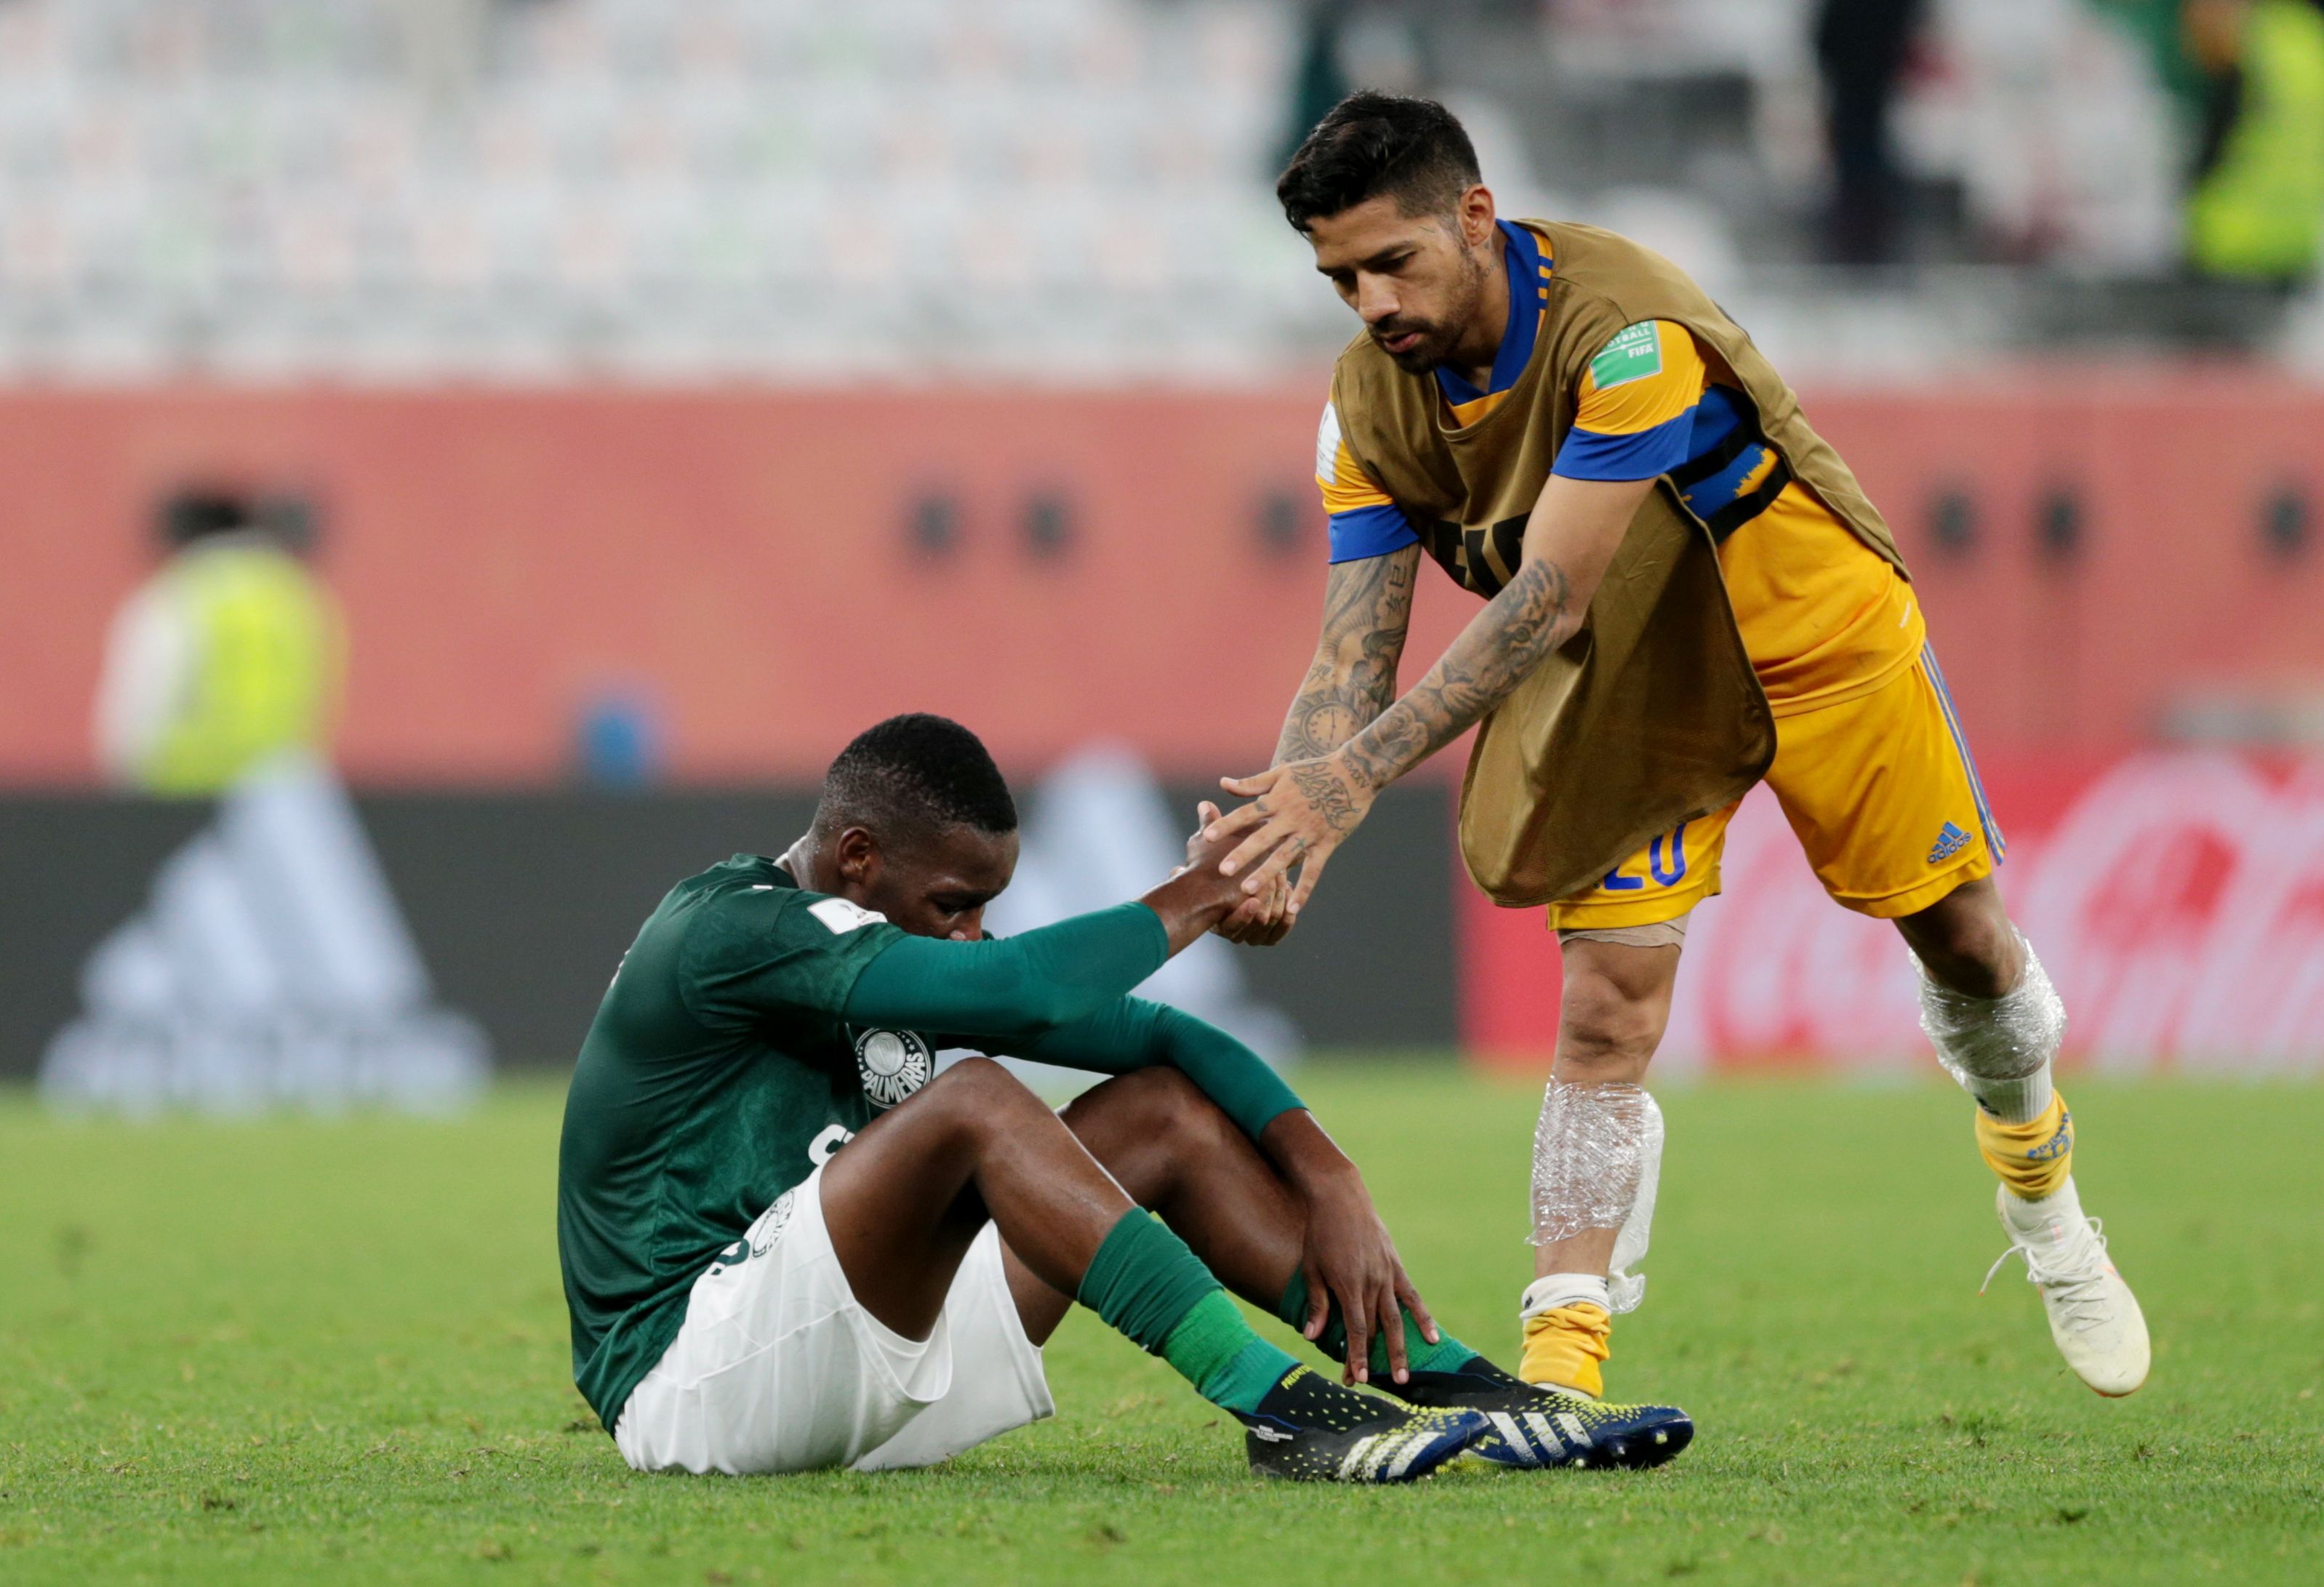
1178, 749, 1379, 948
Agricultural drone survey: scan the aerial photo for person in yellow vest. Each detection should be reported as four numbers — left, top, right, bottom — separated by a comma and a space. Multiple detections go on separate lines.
94, 490, 344, 795
2181, 0, 2324, 281
1202, 94, 2149, 1404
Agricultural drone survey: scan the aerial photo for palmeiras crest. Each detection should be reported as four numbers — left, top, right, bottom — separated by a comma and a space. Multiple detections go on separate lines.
852, 1027, 933, 1109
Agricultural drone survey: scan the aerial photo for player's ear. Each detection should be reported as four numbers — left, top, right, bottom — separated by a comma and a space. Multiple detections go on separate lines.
1459, 184, 1495, 248
833, 825, 880, 887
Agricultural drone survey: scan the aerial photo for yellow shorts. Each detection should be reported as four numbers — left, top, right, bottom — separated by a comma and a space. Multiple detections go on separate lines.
1543, 643, 2003, 931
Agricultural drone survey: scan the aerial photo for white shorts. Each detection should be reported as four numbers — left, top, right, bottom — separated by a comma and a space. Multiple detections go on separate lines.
612, 1163, 1054, 1475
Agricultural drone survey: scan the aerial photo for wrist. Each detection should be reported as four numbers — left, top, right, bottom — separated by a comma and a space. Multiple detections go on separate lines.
1142, 874, 1240, 950
1262, 1109, 1362, 1192
1334, 738, 1392, 795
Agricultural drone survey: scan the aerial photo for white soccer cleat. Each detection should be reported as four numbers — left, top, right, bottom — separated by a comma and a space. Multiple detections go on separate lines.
1983, 1176, 2149, 1397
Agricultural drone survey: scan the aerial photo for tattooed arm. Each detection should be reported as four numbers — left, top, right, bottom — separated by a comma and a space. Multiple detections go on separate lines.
1213, 545, 1421, 946
1210, 474, 1654, 915
1272, 545, 1420, 766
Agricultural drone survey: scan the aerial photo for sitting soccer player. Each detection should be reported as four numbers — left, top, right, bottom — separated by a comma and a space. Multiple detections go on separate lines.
557, 713, 1693, 1481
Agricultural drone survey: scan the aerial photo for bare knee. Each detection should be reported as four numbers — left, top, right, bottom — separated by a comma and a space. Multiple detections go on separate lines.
1899, 878, 2023, 999
918, 1054, 1049, 1140
1554, 941, 1678, 1083
1556, 981, 1667, 1082
1062, 1066, 1233, 1170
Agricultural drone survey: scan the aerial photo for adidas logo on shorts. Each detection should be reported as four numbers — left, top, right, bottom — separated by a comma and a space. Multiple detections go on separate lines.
1927, 821, 1972, 865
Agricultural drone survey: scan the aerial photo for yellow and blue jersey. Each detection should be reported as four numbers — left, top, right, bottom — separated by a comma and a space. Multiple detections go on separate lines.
1315, 230, 1922, 714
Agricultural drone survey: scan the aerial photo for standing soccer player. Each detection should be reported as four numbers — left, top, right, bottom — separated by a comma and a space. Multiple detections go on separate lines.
1204, 94, 2147, 1402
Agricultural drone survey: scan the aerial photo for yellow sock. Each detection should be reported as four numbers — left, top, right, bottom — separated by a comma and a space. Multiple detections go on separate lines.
1519, 1303, 1611, 1399
1976, 1091, 2073, 1200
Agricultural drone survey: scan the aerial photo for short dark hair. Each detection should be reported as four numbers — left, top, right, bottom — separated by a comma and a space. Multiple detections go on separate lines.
817, 713, 1017, 841
1276, 92, 1481, 232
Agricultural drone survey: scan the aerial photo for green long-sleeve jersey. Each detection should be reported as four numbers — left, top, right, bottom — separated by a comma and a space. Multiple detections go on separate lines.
555, 853, 1302, 1429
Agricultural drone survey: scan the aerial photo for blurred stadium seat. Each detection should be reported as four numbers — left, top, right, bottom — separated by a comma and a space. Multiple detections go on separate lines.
0, 0, 1331, 379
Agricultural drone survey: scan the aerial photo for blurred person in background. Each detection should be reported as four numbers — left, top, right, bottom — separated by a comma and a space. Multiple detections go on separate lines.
93, 489, 344, 796
2096, 0, 2324, 281
1206, 92, 2149, 1410
1816, 0, 1931, 265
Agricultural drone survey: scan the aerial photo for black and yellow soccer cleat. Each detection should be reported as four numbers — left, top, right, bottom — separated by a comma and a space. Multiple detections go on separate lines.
1385, 1358, 1694, 1471
1234, 1366, 1488, 1483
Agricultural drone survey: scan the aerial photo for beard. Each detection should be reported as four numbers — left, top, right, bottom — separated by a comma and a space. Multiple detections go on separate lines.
1371, 318, 1459, 373
1368, 246, 1492, 374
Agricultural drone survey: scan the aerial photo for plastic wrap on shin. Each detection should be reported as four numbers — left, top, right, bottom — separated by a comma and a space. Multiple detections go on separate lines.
1529, 1080, 1663, 1314
1918, 934, 2065, 1091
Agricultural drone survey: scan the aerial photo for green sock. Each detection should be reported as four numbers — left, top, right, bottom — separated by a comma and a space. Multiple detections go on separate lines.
1277, 1270, 1477, 1376
1158, 1291, 1294, 1415
1077, 1210, 1295, 1416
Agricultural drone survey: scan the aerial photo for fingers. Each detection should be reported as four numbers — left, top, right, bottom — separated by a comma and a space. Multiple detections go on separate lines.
1219, 824, 1288, 881
1378, 1282, 1409, 1384
1219, 869, 1294, 940
1284, 845, 1335, 917
1243, 872, 1290, 922
1396, 1269, 1439, 1347
1201, 799, 1271, 851
1217, 770, 1276, 798
1247, 886, 1295, 944
1341, 1284, 1373, 1386
1302, 1261, 1329, 1341
1236, 832, 1310, 895
1182, 801, 1223, 879
1217, 909, 1294, 947
1215, 896, 1273, 942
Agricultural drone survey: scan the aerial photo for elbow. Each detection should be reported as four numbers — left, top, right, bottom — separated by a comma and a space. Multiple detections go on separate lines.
983, 962, 1091, 1036
1029, 976, 1126, 1034
1022, 989, 1109, 1035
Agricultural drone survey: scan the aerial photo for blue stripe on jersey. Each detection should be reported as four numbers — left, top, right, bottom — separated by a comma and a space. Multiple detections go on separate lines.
1921, 642, 2007, 862
1672, 386, 1774, 521
1688, 383, 1750, 455
1435, 220, 1545, 408
1675, 438, 1776, 520
1552, 411, 1696, 482
1327, 502, 1420, 563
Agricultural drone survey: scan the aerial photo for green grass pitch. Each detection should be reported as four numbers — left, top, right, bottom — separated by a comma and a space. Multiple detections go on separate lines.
3, 1068, 2319, 1585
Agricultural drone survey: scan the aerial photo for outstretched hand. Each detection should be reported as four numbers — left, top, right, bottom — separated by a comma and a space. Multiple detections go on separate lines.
1190, 802, 1294, 944
1203, 752, 1379, 920
1142, 801, 1295, 955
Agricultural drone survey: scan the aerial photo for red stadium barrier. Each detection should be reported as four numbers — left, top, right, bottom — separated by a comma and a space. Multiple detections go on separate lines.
1, 377, 2321, 787
1459, 750, 2324, 1072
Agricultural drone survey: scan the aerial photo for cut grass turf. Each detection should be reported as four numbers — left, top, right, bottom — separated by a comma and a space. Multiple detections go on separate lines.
2, 1069, 2320, 1586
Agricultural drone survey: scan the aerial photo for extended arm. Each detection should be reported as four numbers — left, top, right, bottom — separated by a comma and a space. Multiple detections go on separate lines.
844, 904, 1168, 1036
1211, 473, 1656, 912
843, 835, 1269, 1034
1271, 543, 1420, 766
1220, 545, 1420, 944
